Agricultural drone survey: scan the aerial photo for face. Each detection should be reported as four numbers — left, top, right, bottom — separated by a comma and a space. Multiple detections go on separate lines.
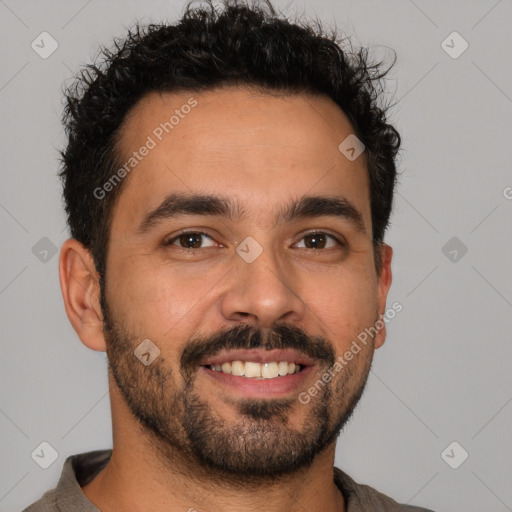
101, 86, 392, 482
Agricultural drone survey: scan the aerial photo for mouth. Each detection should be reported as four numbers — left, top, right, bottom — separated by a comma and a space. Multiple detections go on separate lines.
199, 349, 316, 397
204, 360, 304, 379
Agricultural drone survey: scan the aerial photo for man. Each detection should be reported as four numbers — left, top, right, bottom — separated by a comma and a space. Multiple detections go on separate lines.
23, 0, 436, 510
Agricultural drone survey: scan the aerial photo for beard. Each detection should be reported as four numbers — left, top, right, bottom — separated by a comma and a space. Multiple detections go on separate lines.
102, 301, 375, 486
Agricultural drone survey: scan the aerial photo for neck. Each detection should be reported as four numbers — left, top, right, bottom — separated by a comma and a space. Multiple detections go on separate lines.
82, 382, 345, 512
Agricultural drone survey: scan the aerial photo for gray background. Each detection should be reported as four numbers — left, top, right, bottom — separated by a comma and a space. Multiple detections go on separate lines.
1, 0, 511, 511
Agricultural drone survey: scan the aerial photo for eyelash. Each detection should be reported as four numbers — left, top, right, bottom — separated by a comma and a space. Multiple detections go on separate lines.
163, 230, 345, 250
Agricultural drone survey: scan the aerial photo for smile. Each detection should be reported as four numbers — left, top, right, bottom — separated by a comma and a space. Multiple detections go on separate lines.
206, 360, 303, 379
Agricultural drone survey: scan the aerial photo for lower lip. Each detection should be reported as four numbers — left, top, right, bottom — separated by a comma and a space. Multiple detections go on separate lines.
200, 366, 315, 398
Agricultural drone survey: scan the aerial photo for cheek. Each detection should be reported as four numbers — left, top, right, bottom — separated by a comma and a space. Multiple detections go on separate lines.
108, 254, 227, 338
310, 268, 379, 346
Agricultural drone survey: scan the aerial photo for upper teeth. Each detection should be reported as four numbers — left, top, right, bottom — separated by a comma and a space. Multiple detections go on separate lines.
209, 361, 301, 379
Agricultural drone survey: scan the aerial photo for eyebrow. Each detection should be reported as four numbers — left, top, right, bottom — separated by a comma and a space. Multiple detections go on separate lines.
137, 192, 367, 235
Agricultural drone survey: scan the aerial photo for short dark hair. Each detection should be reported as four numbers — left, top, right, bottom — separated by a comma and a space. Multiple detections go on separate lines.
59, 0, 400, 298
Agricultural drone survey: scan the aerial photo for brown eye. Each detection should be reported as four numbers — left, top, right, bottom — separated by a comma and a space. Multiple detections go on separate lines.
164, 231, 216, 249
295, 232, 342, 250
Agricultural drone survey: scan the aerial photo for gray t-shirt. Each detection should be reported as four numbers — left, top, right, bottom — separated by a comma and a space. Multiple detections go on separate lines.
21, 450, 436, 511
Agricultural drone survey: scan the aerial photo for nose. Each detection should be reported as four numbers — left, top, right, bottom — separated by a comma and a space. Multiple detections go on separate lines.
219, 241, 306, 329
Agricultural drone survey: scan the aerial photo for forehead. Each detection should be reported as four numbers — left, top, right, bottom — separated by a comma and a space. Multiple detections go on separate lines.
111, 86, 371, 232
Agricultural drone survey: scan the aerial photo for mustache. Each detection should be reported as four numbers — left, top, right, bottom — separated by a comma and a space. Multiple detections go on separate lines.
180, 323, 335, 376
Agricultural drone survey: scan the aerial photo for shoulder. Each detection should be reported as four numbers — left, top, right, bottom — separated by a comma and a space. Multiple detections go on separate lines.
20, 450, 112, 512
20, 488, 57, 511
334, 466, 437, 512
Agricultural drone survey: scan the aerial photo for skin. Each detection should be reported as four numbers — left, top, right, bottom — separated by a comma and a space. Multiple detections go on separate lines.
59, 86, 393, 512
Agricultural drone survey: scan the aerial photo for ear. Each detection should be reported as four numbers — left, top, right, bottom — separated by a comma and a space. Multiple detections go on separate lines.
374, 243, 393, 350
59, 238, 107, 352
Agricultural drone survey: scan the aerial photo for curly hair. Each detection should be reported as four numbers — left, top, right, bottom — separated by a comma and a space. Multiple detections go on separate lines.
60, 0, 400, 293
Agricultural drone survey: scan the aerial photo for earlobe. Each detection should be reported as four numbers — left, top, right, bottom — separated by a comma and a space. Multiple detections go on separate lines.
374, 243, 393, 350
59, 238, 107, 352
